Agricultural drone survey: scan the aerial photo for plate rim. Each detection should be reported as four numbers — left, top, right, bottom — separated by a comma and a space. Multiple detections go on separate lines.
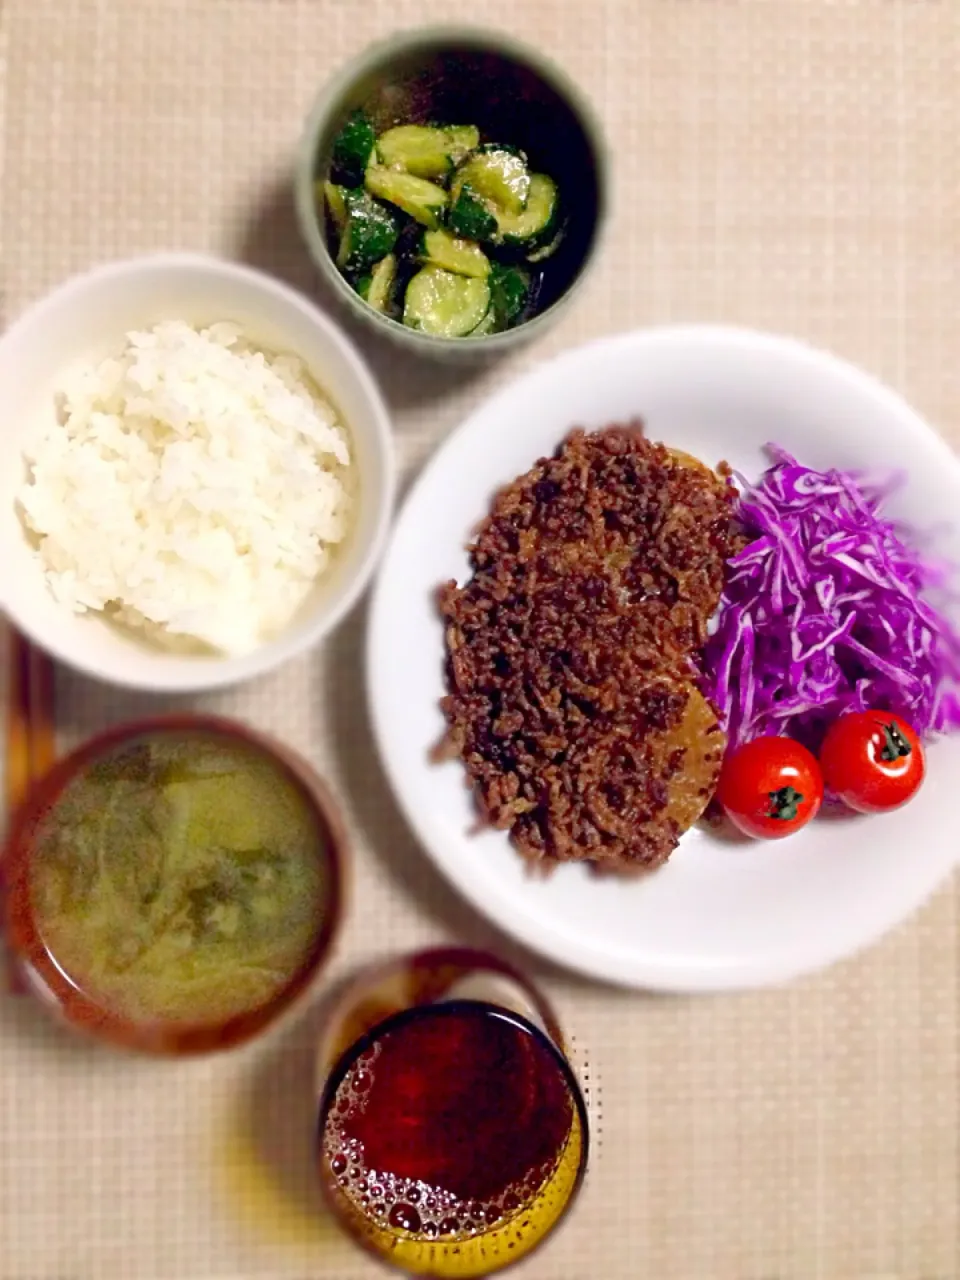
365, 323, 960, 991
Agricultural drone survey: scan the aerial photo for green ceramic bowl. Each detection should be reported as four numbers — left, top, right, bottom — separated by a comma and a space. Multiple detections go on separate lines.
296, 26, 609, 358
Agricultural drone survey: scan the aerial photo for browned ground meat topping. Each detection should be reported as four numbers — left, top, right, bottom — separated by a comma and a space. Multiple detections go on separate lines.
438, 425, 740, 873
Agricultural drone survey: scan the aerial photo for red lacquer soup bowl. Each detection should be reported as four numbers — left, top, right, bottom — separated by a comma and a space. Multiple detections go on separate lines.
3, 715, 348, 1055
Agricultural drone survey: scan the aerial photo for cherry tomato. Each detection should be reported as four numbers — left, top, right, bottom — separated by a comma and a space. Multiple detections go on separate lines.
819, 711, 925, 813
717, 737, 824, 839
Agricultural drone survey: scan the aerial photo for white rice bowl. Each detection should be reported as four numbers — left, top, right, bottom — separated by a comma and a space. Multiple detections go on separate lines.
18, 320, 355, 656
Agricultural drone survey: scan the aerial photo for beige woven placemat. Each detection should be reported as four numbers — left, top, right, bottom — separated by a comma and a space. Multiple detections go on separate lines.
1, 1, 958, 1277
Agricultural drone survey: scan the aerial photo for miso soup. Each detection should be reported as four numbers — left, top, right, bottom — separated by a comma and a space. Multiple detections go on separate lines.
30, 732, 330, 1025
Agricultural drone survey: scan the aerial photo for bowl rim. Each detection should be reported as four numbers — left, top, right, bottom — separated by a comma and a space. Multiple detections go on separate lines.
0, 251, 396, 693
295, 24, 610, 354
312, 945, 569, 1088
3, 713, 350, 1055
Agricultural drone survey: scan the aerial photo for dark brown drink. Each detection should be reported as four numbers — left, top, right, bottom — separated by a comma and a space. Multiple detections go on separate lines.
317, 956, 587, 1277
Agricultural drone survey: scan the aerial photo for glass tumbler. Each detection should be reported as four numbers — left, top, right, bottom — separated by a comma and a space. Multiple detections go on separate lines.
315, 947, 588, 1277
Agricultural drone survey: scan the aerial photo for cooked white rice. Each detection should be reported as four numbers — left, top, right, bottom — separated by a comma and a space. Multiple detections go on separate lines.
18, 320, 354, 655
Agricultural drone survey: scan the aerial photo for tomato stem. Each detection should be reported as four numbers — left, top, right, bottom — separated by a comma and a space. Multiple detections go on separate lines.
766, 785, 804, 821
880, 721, 911, 762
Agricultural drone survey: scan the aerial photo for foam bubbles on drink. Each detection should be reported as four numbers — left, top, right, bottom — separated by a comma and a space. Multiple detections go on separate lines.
322, 1043, 565, 1244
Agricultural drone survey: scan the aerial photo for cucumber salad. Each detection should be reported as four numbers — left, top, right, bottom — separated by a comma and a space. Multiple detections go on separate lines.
320, 110, 564, 337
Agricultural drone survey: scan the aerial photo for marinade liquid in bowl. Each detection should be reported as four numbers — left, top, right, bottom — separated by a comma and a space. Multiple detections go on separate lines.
6, 719, 345, 1052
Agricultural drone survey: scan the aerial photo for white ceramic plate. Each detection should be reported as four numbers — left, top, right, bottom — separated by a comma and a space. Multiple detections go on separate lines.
367, 326, 960, 991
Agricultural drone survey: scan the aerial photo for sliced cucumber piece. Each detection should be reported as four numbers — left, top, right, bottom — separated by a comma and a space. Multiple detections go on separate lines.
448, 187, 498, 241
376, 125, 453, 179
366, 254, 398, 312
490, 263, 531, 327
451, 147, 530, 215
444, 124, 480, 163
526, 220, 565, 263
497, 173, 558, 246
365, 166, 448, 228
403, 266, 491, 337
321, 181, 348, 232
332, 109, 376, 185
336, 190, 399, 273
423, 228, 490, 279
375, 124, 481, 176
468, 306, 498, 336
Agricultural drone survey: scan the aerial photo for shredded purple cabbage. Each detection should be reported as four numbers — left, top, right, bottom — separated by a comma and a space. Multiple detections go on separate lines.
702, 445, 960, 751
